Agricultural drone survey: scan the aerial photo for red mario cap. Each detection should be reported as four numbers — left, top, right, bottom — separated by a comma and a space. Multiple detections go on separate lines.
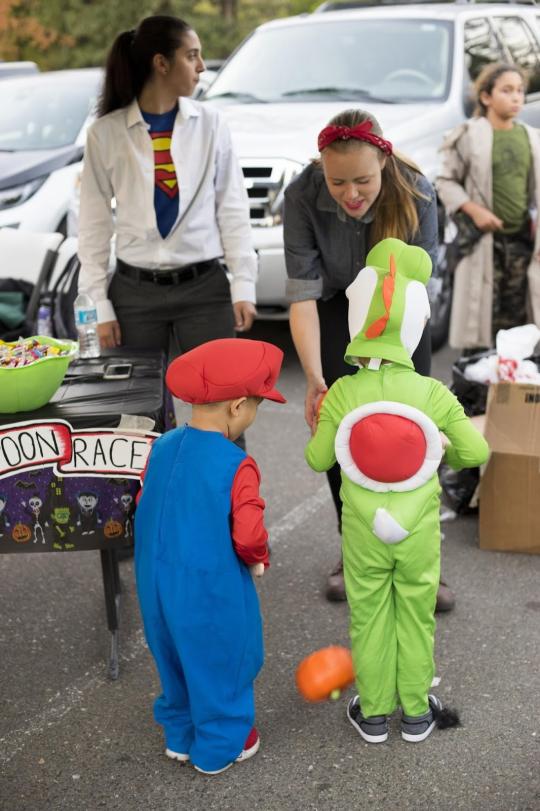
166, 338, 287, 405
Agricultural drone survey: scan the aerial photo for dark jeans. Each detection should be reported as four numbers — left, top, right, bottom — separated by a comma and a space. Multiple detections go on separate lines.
317, 291, 432, 530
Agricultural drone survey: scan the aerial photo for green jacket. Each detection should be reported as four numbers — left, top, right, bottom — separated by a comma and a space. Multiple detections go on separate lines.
306, 364, 489, 537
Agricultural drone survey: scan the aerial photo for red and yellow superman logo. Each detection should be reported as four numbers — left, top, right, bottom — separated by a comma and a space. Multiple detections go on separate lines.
150, 131, 178, 199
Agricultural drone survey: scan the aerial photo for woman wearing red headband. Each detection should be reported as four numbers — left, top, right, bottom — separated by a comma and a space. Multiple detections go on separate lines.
284, 109, 452, 610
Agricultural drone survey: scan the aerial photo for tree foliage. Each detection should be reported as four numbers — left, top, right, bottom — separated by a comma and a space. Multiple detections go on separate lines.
0, 0, 319, 68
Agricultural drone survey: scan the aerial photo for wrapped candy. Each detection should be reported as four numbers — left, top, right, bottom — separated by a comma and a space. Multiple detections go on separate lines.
0, 337, 71, 368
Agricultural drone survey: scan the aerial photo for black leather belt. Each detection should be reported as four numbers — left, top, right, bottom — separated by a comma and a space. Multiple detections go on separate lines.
116, 257, 219, 285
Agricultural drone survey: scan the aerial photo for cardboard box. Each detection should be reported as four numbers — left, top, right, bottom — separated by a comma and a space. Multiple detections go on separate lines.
479, 382, 540, 554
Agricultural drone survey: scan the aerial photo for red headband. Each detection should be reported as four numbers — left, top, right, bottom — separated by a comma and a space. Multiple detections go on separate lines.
317, 120, 393, 156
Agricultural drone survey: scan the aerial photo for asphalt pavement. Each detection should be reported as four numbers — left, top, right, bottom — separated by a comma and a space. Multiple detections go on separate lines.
1, 322, 539, 811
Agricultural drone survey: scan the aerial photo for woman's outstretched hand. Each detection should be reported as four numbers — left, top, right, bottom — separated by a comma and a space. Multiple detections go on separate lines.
305, 376, 328, 434
98, 320, 122, 348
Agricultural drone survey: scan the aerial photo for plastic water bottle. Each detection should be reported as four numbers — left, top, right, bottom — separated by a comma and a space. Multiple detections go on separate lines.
36, 295, 53, 337
73, 292, 101, 359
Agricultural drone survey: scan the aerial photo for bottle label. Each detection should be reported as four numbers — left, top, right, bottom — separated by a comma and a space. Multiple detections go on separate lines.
76, 308, 97, 326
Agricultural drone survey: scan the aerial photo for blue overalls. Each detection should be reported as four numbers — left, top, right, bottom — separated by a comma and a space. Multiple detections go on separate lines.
135, 426, 263, 773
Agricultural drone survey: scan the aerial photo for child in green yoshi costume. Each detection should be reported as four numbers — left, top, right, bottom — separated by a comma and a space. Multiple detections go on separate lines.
306, 238, 489, 744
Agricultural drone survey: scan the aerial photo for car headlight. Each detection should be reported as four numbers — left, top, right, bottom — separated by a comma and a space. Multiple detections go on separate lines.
0, 176, 47, 210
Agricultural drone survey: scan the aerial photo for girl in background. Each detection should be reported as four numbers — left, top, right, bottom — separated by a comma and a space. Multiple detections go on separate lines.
437, 62, 540, 350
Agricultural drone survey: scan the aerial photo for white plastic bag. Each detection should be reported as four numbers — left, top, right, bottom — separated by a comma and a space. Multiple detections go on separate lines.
496, 324, 540, 383
463, 354, 499, 384
463, 324, 540, 384
496, 324, 540, 361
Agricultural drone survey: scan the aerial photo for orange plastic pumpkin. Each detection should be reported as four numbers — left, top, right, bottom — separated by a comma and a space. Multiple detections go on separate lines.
104, 519, 123, 539
12, 523, 32, 543
295, 645, 355, 702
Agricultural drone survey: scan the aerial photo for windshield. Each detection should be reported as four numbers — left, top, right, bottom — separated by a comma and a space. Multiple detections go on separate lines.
206, 18, 453, 104
0, 73, 101, 151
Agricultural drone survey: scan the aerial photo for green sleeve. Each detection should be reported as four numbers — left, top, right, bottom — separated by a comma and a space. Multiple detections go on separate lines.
305, 384, 344, 472
429, 381, 490, 470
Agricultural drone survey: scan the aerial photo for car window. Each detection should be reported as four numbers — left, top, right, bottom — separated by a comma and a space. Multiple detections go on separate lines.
0, 75, 99, 151
464, 17, 504, 80
206, 18, 454, 103
492, 15, 540, 94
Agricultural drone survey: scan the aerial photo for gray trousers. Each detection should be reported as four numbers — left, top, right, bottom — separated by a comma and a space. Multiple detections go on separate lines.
109, 261, 235, 361
109, 262, 245, 445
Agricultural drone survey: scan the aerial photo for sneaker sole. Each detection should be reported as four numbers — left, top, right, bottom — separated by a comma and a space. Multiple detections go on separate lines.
401, 719, 436, 743
194, 762, 233, 776
193, 736, 260, 775
165, 749, 189, 763
236, 735, 260, 762
347, 703, 388, 744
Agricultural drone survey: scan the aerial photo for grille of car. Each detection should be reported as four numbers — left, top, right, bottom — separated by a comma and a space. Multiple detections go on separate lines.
240, 159, 303, 227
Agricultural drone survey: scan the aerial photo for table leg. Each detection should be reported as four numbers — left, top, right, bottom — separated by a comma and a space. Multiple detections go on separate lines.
100, 549, 121, 680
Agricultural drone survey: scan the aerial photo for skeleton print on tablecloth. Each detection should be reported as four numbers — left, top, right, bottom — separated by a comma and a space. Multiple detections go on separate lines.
115, 492, 134, 539
0, 494, 11, 538
22, 495, 47, 544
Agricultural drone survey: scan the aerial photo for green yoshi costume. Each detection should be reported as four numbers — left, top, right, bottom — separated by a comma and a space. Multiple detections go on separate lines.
306, 238, 489, 721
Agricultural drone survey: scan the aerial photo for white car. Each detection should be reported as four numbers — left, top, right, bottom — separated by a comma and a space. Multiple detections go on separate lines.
0, 61, 39, 79
0, 68, 102, 234
203, 1, 540, 342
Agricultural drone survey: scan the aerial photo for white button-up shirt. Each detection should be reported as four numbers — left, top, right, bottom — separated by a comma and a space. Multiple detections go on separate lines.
78, 97, 257, 323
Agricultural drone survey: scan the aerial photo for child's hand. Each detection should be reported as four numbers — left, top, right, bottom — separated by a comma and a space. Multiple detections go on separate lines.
250, 562, 265, 578
439, 431, 450, 449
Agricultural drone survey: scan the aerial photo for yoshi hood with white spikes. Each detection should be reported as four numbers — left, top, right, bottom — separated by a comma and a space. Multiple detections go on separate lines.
344, 238, 432, 370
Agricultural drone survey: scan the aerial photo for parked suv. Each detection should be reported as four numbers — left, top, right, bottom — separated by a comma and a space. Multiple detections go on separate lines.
204, 1, 540, 346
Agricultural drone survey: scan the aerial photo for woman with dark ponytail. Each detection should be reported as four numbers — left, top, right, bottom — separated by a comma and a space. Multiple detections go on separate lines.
78, 15, 257, 353
284, 109, 452, 610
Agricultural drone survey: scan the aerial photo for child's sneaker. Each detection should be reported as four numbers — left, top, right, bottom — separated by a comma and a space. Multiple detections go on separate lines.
194, 727, 260, 775
235, 726, 260, 762
401, 694, 441, 742
347, 696, 388, 743
165, 749, 189, 763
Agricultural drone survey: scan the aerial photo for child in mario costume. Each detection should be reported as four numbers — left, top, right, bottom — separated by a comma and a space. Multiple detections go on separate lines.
134, 338, 286, 775
306, 238, 489, 744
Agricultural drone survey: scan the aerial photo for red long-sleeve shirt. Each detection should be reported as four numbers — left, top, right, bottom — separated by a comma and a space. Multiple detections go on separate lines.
230, 456, 270, 568
137, 451, 270, 567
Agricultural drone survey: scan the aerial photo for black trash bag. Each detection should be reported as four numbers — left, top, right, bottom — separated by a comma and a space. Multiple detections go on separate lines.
439, 463, 479, 514
451, 350, 494, 416
0, 277, 34, 340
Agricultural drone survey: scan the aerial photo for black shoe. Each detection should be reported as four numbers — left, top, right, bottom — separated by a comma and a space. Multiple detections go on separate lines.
325, 557, 346, 602
435, 579, 455, 612
347, 696, 388, 743
401, 694, 460, 742
401, 694, 440, 742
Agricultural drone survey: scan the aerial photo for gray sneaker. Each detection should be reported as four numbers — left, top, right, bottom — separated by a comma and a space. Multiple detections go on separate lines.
347, 695, 388, 743
401, 694, 442, 742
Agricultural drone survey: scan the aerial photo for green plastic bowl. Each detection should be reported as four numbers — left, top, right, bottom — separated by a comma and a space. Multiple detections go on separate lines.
0, 336, 78, 414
